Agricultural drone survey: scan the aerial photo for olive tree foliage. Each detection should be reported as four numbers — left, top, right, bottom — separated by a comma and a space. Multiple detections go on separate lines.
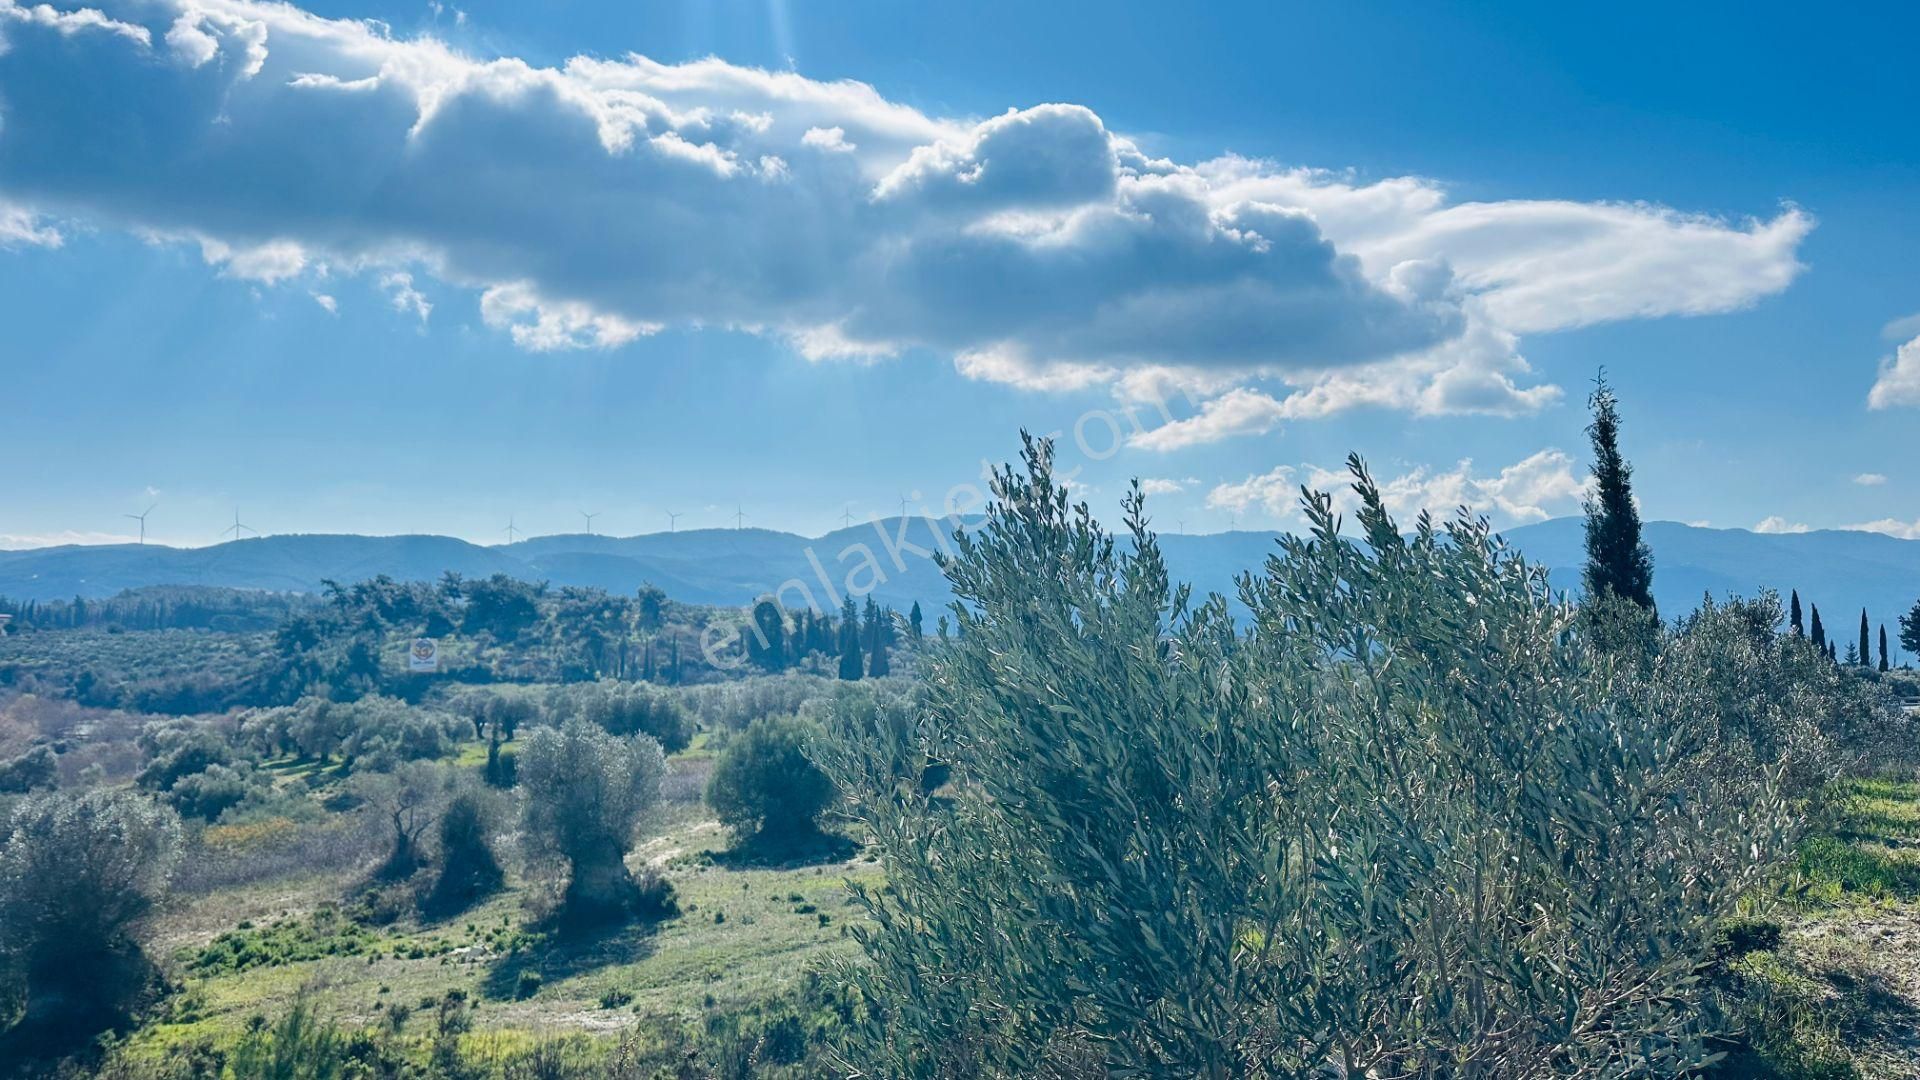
517, 718, 669, 923
543, 680, 694, 754
817, 437, 1799, 1080
349, 760, 445, 879
1649, 591, 1917, 799
705, 713, 834, 845
238, 695, 464, 771
0, 790, 183, 1049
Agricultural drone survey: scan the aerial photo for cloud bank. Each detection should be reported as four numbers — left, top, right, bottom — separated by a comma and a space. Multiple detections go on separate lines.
1206, 448, 1588, 528
0, 0, 1811, 442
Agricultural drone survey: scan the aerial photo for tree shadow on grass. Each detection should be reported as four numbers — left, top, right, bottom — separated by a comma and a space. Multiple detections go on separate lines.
704, 828, 858, 871
480, 916, 666, 1003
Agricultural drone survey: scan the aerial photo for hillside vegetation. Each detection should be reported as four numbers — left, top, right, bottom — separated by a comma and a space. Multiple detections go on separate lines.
1, 433, 1918, 1078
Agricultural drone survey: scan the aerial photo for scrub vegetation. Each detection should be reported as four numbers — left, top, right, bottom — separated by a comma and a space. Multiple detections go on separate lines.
3, 412, 1919, 1078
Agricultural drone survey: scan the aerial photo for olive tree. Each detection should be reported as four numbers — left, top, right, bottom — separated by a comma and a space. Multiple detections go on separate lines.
544, 680, 693, 753
350, 761, 444, 879
517, 718, 669, 923
818, 437, 1798, 1079
705, 714, 834, 847
0, 789, 182, 1054
1651, 591, 1916, 798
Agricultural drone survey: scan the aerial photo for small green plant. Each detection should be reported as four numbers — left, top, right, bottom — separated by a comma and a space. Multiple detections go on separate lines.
514, 970, 542, 999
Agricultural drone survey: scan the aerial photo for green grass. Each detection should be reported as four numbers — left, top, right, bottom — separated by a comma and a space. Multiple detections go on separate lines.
1794, 777, 1920, 905
1715, 773, 1920, 1080
127, 806, 879, 1060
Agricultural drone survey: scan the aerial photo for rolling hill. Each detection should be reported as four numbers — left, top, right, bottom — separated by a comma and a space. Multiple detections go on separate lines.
3, 519, 1915, 658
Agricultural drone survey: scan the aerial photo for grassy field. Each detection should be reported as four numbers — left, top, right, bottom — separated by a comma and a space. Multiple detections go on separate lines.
121, 752, 879, 1065
1723, 774, 1920, 1078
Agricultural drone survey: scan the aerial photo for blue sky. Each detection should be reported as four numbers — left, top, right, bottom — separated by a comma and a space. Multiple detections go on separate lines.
2, 0, 1917, 546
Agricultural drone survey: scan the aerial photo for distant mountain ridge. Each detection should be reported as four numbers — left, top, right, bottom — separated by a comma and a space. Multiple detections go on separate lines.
3, 519, 1916, 658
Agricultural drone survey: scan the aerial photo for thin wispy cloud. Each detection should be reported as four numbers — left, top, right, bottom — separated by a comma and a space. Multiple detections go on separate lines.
0, 0, 1810, 447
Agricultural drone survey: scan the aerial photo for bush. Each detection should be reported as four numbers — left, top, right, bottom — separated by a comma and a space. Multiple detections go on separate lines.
0, 789, 183, 1058
514, 970, 542, 999
427, 783, 505, 914
706, 714, 834, 846
818, 439, 1800, 1078
0, 745, 56, 794
165, 761, 266, 821
518, 718, 669, 925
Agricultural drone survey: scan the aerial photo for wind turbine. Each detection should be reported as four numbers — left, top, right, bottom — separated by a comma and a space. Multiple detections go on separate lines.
841, 506, 854, 529
123, 503, 156, 545
666, 511, 681, 533
1176, 518, 1185, 535
503, 515, 520, 544
733, 504, 747, 530
579, 510, 599, 535
221, 509, 255, 541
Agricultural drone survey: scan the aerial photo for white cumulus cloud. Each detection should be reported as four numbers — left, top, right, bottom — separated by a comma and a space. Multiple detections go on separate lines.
1753, 516, 1810, 535
0, 0, 1811, 430
1853, 473, 1887, 486
1130, 387, 1288, 450
1207, 448, 1587, 528
1869, 334, 1920, 410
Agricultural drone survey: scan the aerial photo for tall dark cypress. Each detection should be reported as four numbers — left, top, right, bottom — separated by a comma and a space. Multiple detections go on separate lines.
1860, 609, 1872, 668
1880, 625, 1892, 672
838, 595, 864, 680
1810, 605, 1826, 649
869, 615, 891, 677
1581, 373, 1655, 611
1789, 590, 1804, 636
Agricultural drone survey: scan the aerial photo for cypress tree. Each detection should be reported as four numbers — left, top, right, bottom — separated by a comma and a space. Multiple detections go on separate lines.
1580, 373, 1655, 611
1880, 625, 1891, 672
1810, 605, 1825, 650
749, 599, 787, 672
1860, 609, 1872, 668
838, 596, 864, 680
1789, 590, 1803, 636
907, 601, 924, 645
869, 619, 891, 677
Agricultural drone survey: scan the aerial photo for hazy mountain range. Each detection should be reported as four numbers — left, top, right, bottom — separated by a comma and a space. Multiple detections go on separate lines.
3, 518, 1916, 657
